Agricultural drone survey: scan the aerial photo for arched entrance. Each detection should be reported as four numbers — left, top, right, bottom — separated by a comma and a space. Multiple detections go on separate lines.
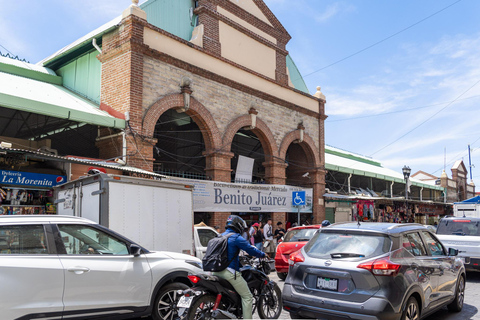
153, 109, 206, 179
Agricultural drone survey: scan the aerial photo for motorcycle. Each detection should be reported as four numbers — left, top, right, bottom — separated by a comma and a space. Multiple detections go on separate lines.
176, 257, 282, 319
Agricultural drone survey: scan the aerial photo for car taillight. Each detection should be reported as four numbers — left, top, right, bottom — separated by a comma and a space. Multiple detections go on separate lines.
188, 275, 200, 283
357, 257, 401, 276
289, 251, 305, 266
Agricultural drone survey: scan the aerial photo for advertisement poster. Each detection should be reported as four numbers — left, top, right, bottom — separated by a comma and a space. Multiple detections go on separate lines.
166, 177, 313, 213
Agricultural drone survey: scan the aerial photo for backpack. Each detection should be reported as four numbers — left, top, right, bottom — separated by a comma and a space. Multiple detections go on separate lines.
202, 233, 237, 272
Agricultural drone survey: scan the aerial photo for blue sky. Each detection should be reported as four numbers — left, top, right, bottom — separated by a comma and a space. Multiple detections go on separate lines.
1, 0, 479, 182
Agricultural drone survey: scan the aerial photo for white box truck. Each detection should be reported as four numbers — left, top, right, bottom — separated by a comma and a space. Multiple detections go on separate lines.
454, 202, 480, 218
54, 173, 197, 256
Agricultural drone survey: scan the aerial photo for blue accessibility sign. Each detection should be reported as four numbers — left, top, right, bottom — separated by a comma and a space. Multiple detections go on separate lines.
292, 191, 306, 206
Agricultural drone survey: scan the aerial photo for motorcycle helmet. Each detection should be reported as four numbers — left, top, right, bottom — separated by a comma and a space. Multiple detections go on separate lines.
321, 220, 331, 227
225, 215, 247, 234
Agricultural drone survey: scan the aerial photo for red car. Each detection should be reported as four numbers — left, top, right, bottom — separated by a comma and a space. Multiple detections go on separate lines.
274, 224, 321, 280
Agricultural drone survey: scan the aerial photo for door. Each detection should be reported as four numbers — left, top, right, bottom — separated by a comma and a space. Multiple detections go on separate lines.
401, 232, 438, 309
325, 207, 335, 223
421, 231, 457, 303
0, 224, 64, 320
56, 223, 152, 316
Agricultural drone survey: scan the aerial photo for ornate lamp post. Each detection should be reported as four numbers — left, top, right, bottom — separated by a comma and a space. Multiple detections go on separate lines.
402, 165, 411, 222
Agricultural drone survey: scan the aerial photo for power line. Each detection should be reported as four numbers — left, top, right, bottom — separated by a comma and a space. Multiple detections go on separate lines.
327, 95, 480, 123
297, 0, 462, 80
369, 78, 480, 157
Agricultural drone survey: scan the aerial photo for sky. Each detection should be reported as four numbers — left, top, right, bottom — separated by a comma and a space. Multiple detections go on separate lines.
0, 0, 479, 182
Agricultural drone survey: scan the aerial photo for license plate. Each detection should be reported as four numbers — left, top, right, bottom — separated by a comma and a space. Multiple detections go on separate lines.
177, 296, 194, 308
317, 277, 338, 291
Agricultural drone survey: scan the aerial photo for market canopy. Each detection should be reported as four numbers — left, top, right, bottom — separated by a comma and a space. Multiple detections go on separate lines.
456, 195, 480, 204
0, 56, 125, 130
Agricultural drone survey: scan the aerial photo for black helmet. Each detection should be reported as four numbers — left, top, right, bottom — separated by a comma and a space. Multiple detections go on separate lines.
321, 220, 331, 227
225, 215, 247, 233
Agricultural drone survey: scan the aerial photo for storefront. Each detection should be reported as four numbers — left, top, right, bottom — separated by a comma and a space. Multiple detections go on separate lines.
0, 169, 66, 215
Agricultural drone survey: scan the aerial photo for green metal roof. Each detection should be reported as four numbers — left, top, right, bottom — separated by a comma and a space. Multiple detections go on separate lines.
141, 0, 195, 41
0, 58, 124, 129
325, 145, 444, 191
286, 54, 309, 94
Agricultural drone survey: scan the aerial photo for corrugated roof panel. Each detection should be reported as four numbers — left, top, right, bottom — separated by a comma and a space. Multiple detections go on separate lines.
0, 71, 124, 129
325, 152, 444, 191
57, 51, 101, 104
141, 0, 195, 41
286, 54, 309, 94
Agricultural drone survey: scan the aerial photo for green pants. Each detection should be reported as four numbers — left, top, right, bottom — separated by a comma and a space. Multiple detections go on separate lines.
212, 269, 253, 319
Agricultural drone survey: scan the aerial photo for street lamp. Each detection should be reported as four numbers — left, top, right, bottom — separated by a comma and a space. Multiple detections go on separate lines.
402, 165, 411, 200
402, 165, 411, 222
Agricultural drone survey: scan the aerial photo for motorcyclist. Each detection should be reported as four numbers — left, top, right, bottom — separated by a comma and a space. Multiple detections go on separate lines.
212, 215, 266, 319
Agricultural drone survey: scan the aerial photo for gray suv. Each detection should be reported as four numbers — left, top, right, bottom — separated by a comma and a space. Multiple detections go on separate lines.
283, 222, 465, 320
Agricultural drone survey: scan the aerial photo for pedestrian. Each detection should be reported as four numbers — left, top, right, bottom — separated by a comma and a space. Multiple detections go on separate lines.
263, 218, 275, 258
252, 223, 264, 251
285, 221, 292, 230
274, 221, 286, 244
214, 225, 221, 233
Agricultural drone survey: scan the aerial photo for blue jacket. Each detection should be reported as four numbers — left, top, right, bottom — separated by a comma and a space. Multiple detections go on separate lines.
223, 228, 266, 271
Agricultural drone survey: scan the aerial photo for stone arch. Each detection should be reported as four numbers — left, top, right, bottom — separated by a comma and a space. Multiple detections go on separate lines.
279, 131, 321, 167
222, 115, 279, 158
142, 93, 221, 151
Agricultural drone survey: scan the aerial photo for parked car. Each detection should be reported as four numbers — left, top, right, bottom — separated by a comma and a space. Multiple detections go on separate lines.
0, 215, 204, 320
436, 216, 480, 271
193, 224, 219, 259
274, 224, 321, 280
283, 222, 465, 320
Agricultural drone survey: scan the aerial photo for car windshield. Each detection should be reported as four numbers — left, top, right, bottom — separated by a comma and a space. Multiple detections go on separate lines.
283, 228, 318, 242
304, 231, 392, 260
436, 219, 480, 236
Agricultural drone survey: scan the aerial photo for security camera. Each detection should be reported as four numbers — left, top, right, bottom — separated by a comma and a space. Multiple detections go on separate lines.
302, 172, 310, 178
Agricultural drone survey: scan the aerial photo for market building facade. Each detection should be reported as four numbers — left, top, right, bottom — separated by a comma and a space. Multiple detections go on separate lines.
4, 0, 326, 226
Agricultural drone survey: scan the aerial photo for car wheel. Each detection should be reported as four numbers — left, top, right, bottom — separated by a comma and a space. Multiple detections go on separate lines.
448, 275, 465, 312
152, 282, 189, 320
401, 296, 420, 320
277, 272, 287, 281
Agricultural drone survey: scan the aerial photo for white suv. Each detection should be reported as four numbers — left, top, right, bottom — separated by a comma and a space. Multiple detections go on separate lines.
0, 215, 203, 320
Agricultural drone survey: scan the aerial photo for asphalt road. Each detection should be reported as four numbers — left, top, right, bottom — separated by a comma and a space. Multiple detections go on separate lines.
141, 271, 480, 320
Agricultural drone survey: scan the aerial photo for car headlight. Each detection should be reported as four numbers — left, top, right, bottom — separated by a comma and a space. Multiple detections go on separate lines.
186, 260, 202, 269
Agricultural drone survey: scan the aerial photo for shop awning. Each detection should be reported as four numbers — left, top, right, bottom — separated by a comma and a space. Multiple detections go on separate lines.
0, 57, 125, 129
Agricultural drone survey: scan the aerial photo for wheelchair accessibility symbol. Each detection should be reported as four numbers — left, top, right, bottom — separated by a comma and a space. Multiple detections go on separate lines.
292, 191, 306, 206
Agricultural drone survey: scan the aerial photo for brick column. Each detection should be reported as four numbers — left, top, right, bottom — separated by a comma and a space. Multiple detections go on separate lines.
195, 1, 221, 56
263, 159, 287, 227
311, 168, 326, 224
98, 9, 150, 170
275, 50, 288, 86
204, 150, 234, 182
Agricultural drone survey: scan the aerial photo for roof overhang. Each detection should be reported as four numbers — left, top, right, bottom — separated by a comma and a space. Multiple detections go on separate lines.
0, 71, 125, 129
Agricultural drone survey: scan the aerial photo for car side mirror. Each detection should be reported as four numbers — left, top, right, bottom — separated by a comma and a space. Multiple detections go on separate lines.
130, 244, 142, 257
448, 247, 459, 256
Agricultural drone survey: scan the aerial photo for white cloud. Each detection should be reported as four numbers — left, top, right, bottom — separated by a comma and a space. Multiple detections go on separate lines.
315, 2, 355, 23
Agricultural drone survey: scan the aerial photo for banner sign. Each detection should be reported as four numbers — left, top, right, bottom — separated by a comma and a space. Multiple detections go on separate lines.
166, 177, 313, 213
0, 170, 66, 188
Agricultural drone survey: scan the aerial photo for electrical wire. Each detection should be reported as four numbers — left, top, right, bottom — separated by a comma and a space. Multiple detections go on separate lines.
294, 0, 462, 81
369, 78, 480, 157
327, 95, 480, 123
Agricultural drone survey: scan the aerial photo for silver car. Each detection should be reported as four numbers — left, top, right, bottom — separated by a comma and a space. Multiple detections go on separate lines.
0, 215, 203, 320
283, 222, 465, 320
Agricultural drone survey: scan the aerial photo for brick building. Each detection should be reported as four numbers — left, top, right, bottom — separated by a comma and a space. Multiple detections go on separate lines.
35, 0, 327, 226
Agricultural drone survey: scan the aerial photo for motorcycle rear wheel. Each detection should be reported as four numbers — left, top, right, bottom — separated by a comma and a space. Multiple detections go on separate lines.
186, 294, 217, 320
258, 283, 282, 319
